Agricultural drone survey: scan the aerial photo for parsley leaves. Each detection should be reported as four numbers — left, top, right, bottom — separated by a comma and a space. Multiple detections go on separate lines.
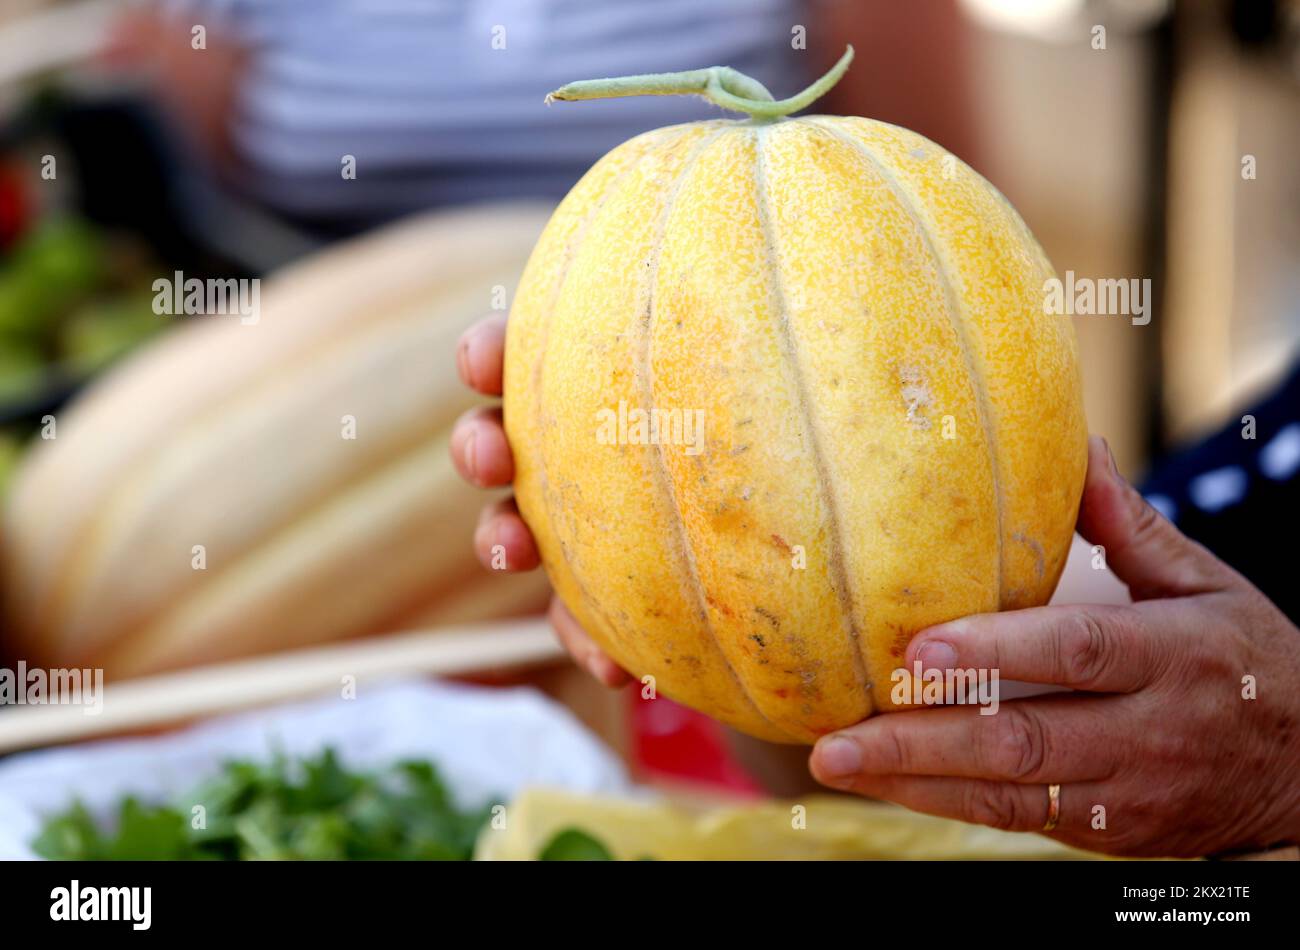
31, 748, 496, 861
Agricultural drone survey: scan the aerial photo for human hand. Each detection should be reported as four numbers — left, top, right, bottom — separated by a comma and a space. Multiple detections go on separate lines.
809, 436, 1300, 857
102, 8, 247, 163
450, 314, 629, 686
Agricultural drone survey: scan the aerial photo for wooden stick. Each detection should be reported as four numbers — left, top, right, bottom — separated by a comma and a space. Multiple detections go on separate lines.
0, 619, 563, 754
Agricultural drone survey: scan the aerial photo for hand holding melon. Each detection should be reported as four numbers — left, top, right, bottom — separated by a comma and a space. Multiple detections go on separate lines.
456, 49, 1300, 858
808, 436, 1300, 856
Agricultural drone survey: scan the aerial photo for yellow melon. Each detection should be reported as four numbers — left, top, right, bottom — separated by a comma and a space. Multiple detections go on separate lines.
504, 49, 1086, 743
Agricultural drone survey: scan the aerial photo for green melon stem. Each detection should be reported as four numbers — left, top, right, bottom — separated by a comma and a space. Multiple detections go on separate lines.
545, 45, 854, 121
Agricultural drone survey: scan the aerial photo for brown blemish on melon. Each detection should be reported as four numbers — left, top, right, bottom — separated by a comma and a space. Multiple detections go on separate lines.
949, 516, 976, 539
1012, 531, 1046, 581
704, 593, 736, 619
888, 622, 917, 658
709, 502, 750, 534
896, 585, 941, 606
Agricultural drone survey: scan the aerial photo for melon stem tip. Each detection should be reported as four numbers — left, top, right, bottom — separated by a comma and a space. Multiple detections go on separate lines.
545, 44, 854, 120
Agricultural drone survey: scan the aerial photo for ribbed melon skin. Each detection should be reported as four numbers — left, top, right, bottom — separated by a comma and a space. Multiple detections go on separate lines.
505, 117, 1086, 744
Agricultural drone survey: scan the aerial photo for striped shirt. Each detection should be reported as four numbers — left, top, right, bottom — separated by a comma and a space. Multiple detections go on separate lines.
167, 0, 807, 225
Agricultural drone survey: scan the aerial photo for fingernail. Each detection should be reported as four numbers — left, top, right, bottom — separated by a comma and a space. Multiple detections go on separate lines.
1103, 437, 1120, 478
456, 336, 471, 385
463, 428, 478, 480
815, 736, 862, 778
917, 639, 958, 672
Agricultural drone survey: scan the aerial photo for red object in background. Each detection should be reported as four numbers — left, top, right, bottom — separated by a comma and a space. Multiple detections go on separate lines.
0, 160, 30, 250
629, 689, 764, 796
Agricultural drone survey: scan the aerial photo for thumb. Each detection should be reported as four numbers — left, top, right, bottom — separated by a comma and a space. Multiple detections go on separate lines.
1077, 435, 1238, 601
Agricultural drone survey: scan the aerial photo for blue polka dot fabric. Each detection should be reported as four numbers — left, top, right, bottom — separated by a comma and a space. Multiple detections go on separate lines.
1140, 359, 1300, 620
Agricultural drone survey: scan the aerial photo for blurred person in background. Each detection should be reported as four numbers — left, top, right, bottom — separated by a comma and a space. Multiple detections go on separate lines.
103, 0, 980, 233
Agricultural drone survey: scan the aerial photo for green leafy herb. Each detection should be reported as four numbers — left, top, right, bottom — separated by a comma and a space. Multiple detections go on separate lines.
537, 828, 616, 861
32, 748, 497, 861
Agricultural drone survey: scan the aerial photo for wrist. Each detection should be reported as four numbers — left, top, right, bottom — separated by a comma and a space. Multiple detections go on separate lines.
1258, 761, 1300, 851
1214, 759, 1300, 856
1283, 794, 1300, 848
1212, 799, 1300, 859
1213, 843, 1300, 861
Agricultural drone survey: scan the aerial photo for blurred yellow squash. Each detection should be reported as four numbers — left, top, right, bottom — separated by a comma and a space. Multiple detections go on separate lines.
476, 788, 1106, 861
3, 205, 552, 677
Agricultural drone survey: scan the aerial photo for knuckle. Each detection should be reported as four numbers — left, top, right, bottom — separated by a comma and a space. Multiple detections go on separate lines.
875, 726, 910, 773
982, 706, 1047, 781
1128, 493, 1170, 548
963, 781, 1026, 831
1059, 610, 1116, 687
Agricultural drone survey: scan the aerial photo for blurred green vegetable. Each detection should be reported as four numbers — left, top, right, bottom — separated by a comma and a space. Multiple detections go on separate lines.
62, 292, 163, 372
0, 216, 162, 407
0, 217, 104, 345
0, 431, 24, 493
0, 273, 45, 346
11, 216, 103, 294
32, 748, 499, 861
0, 347, 43, 401
538, 828, 616, 861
